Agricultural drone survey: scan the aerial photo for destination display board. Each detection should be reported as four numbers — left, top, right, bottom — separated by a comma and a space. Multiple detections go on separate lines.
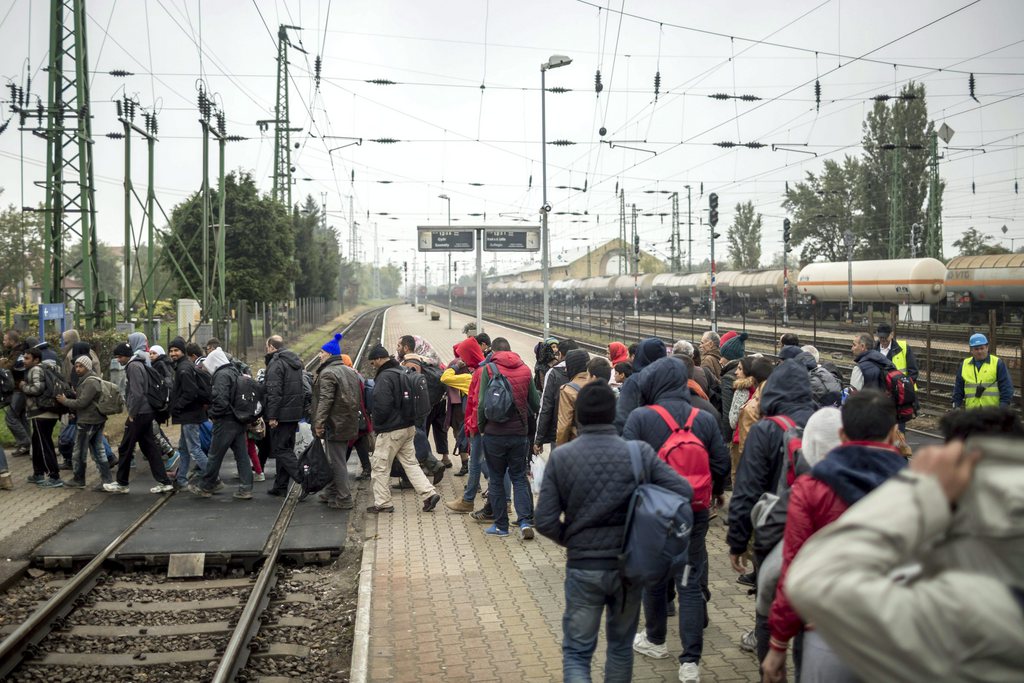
484, 227, 540, 252
417, 227, 475, 251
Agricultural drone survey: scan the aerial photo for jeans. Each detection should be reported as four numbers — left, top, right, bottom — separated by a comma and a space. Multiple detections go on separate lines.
269, 422, 302, 493
413, 425, 443, 470
462, 434, 511, 504
562, 567, 643, 683
200, 419, 252, 492
72, 422, 112, 484
5, 392, 30, 449
483, 433, 532, 531
176, 423, 209, 486
117, 413, 171, 486
0, 443, 7, 471
641, 510, 709, 664
30, 417, 60, 479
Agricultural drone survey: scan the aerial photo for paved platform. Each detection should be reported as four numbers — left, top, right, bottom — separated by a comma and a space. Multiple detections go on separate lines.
32, 454, 351, 568
366, 304, 762, 682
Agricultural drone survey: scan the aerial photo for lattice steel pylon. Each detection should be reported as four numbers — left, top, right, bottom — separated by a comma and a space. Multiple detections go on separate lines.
41, 0, 99, 327
271, 24, 304, 209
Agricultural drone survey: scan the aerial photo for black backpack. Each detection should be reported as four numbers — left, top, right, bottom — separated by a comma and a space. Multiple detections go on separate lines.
37, 364, 71, 413
232, 374, 265, 423
389, 368, 430, 424
301, 370, 314, 421
420, 364, 446, 407
0, 368, 14, 407
482, 363, 520, 423
143, 364, 171, 415
194, 366, 213, 403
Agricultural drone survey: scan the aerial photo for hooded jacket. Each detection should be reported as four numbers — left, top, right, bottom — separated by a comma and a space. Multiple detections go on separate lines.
23, 361, 62, 419
718, 358, 741, 439
613, 338, 668, 433
535, 423, 692, 568
265, 348, 305, 423
769, 442, 907, 643
852, 348, 893, 392
622, 356, 730, 496
372, 358, 413, 434
312, 355, 362, 442
555, 350, 592, 445
205, 348, 239, 421
171, 354, 207, 425
477, 350, 539, 437
64, 342, 100, 388
727, 359, 816, 555
59, 369, 106, 425
127, 332, 151, 366
787, 437, 1024, 683
535, 361, 568, 446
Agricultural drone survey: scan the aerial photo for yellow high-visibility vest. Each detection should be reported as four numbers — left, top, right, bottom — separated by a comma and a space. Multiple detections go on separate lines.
962, 355, 1001, 409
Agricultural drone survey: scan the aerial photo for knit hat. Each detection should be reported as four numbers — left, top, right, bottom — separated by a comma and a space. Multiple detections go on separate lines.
168, 336, 188, 354
367, 344, 390, 360
801, 407, 843, 467
321, 333, 343, 356
779, 345, 803, 360
74, 355, 93, 371
720, 332, 748, 361
719, 330, 739, 347
113, 342, 132, 357
565, 349, 590, 378
149, 345, 166, 357
575, 379, 616, 426
341, 354, 353, 367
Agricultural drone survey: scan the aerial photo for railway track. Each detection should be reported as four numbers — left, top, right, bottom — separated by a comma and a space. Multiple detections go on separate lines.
0, 306, 390, 682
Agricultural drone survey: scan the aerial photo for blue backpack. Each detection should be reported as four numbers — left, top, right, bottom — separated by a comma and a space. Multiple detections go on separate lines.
482, 363, 519, 423
619, 442, 694, 586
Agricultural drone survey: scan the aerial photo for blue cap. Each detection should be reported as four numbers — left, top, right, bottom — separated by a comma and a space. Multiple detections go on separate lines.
969, 333, 988, 347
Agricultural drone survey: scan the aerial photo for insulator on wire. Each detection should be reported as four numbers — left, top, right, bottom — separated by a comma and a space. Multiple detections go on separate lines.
653, 71, 661, 100
594, 69, 603, 94
152, 115, 158, 135
972, 181, 976, 194
314, 55, 322, 88
968, 73, 977, 102
36, 99, 43, 124
116, 99, 122, 117
1016, 180, 1019, 194
814, 79, 821, 111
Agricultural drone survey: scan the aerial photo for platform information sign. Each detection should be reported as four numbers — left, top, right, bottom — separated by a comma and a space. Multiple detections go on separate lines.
417, 227, 475, 251
483, 227, 540, 252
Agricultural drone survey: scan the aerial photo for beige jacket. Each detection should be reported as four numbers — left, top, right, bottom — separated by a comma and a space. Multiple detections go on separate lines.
787, 436, 1024, 683
736, 382, 763, 453
555, 372, 590, 446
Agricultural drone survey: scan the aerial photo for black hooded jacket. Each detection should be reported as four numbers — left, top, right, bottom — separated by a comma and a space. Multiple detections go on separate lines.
613, 338, 668, 433
535, 363, 568, 446
265, 349, 305, 423
854, 349, 893, 391
622, 356, 731, 496
170, 355, 207, 425
726, 359, 816, 555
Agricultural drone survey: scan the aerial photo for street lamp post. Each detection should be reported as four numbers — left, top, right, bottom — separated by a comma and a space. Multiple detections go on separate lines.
540, 54, 572, 340
439, 194, 452, 329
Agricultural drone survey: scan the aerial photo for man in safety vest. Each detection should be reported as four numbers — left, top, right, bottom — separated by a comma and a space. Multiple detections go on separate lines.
952, 334, 1015, 409
875, 323, 918, 383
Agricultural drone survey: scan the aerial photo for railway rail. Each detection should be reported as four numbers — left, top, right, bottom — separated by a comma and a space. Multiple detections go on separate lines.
0, 306, 389, 681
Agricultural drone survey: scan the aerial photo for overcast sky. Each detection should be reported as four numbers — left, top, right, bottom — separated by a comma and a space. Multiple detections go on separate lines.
2, 0, 1023, 282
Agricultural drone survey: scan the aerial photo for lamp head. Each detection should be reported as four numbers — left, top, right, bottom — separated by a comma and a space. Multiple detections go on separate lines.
542, 55, 572, 71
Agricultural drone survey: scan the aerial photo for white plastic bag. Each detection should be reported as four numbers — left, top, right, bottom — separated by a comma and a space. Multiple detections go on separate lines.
530, 456, 546, 495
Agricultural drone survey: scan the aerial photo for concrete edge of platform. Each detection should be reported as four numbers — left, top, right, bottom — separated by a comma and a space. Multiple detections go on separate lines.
349, 510, 378, 683
0, 560, 30, 593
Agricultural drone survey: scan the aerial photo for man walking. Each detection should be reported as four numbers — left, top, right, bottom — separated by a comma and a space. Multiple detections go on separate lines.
56, 356, 114, 489
3, 330, 31, 458
168, 337, 208, 488
264, 335, 307, 495
310, 334, 362, 509
189, 348, 253, 500
952, 333, 1015, 409
476, 337, 540, 539
21, 348, 63, 488
875, 323, 918, 382
365, 344, 440, 513
536, 380, 692, 683
849, 332, 892, 392
105, 342, 174, 494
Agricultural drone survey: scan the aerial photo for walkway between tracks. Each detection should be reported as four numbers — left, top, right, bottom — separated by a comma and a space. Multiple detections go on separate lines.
360, 303, 760, 682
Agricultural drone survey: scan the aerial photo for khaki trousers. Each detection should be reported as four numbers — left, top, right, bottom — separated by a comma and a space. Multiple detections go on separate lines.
371, 426, 436, 506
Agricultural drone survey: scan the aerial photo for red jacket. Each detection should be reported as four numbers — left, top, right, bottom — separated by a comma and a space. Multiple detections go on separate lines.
464, 364, 486, 437
768, 475, 848, 643
477, 350, 539, 437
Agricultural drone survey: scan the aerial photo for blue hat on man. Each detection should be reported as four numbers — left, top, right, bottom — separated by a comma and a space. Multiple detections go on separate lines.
321, 332, 343, 356
969, 333, 988, 347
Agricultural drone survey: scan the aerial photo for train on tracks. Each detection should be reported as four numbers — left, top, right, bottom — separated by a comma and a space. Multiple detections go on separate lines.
475, 254, 1024, 324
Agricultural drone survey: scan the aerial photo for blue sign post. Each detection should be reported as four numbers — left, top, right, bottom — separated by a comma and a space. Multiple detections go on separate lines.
38, 303, 67, 344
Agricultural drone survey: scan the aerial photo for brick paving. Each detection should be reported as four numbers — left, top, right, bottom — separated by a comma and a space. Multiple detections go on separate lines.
0, 444, 78, 548
365, 304, 760, 682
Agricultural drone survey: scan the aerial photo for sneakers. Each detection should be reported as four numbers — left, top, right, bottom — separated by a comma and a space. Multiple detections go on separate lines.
233, 490, 253, 500
469, 507, 494, 523
211, 481, 225, 492
736, 572, 755, 587
38, 478, 64, 488
253, 472, 266, 482
59, 460, 72, 471
483, 525, 509, 537
518, 522, 535, 540
366, 504, 395, 514
267, 488, 287, 497
633, 632, 669, 659
738, 629, 757, 653
327, 498, 354, 510
26, 474, 45, 484
187, 483, 212, 497
65, 479, 86, 489
355, 469, 372, 481
150, 483, 175, 494
454, 462, 468, 477
444, 498, 475, 513
678, 662, 701, 683
103, 482, 129, 494
422, 493, 441, 512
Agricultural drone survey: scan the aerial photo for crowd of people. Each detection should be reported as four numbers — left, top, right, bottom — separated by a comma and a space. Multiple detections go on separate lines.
1, 319, 1021, 683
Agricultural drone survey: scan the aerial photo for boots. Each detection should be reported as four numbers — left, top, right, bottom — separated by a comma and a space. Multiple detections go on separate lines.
454, 454, 469, 477
441, 454, 453, 469
0, 472, 12, 490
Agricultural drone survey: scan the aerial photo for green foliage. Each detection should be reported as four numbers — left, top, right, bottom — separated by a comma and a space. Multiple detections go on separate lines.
164, 171, 295, 304
293, 195, 342, 300
0, 201, 45, 303
782, 157, 862, 264
726, 201, 763, 270
952, 227, 1011, 256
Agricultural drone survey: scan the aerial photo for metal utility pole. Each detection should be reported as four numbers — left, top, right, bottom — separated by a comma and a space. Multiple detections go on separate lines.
37, 0, 100, 328
540, 54, 571, 341
631, 204, 639, 317
271, 24, 305, 209
708, 193, 720, 333
198, 87, 213, 322
844, 230, 855, 323
348, 194, 356, 261
911, 223, 920, 258
212, 110, 229, 338
686, 184, 693, 272
618, 189, 626, 275
439, 194, 453, 329
888, 146, 904, 259
475, 228, 483, 332
670, 192, 680, 272
926, 129, 944, 259
373, 223, 380, 299
782, 218, 792, 325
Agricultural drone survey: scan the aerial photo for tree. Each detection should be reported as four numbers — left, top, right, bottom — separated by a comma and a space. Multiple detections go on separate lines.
782, 156, 863, 264
726, 201, 763, 269
65, 239, 121, 303
164, 171, 295, 303
0, 200, 44, 303
860, 81, 939, 258
952, 227, 1010, 256
294, 195, 343, 300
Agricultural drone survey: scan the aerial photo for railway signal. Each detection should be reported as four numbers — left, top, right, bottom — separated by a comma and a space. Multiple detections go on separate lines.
783, 218, 792, 325
708, 193, 720, 332
708, 192, 719, 228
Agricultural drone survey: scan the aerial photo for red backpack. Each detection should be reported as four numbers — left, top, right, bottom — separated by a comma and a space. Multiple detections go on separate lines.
646, 405, 712, 512
764, 415, 804, 492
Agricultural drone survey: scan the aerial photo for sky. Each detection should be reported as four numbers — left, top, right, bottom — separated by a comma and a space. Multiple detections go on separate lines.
2, 0, 1023, 284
